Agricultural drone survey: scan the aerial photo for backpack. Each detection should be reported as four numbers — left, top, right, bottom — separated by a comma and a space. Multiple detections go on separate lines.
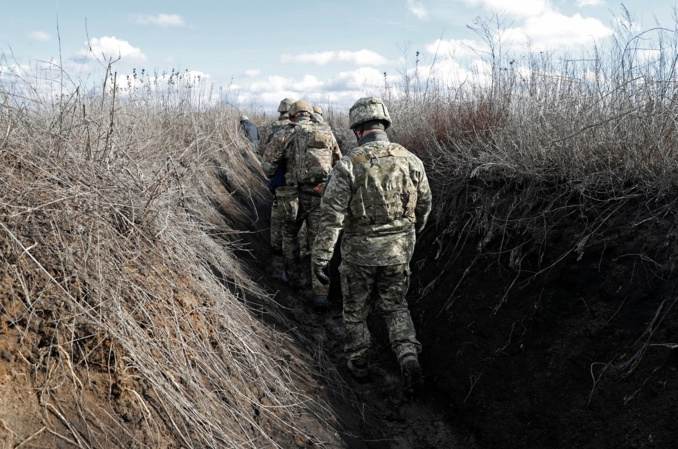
346, 143, 417, 231
293, 123, 335, 185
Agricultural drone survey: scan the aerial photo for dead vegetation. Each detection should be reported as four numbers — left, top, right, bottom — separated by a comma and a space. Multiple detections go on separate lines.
382, 11, 678, 448
2, 6, 678, 448
0, 64, 344, 448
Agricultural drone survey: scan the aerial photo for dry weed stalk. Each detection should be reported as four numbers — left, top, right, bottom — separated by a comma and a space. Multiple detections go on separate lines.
0, 67, 339, 448
385, 11, 678, 395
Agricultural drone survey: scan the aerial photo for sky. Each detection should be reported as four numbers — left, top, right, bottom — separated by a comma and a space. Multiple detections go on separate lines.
1, 0, 677, 114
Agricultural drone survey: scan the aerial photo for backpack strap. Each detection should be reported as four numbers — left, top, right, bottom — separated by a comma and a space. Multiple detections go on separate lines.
351, 148, 408, 165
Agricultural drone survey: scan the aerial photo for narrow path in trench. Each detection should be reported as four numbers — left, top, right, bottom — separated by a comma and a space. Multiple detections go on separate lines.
253, 246, 474, 449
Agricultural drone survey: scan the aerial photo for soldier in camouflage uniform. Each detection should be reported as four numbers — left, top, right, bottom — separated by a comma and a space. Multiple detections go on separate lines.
261, 100, 342, 308
311, 105, 324, 124
260, 98, 295, 255
312, 97, 432, 395
259, 98, 295, 156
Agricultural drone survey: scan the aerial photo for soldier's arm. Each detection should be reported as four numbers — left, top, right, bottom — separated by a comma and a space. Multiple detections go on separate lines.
312, 161, 351, 266
260, 130, 288, 178
331, 139, 342, 164
412, 157, 432, 235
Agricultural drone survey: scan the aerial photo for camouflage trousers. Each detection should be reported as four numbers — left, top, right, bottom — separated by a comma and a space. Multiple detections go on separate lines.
339, 262, 421, 362
270, 196, 282, 253
282, 191, 328, 297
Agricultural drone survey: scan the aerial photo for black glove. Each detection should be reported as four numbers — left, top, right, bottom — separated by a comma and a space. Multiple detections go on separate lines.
315, 264, 330, 285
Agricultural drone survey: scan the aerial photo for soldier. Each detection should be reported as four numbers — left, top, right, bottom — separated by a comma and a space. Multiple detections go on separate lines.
312, 97, 432, 395
259, 98, 295, 156
260, 98, 295, 255
261, 100, 342, 308
239, 114, 260, 144
311, 105, 324, 123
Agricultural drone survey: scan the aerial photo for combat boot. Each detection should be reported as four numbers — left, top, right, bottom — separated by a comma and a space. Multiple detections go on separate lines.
399, 353, 424, 396
347, 357, 369, 381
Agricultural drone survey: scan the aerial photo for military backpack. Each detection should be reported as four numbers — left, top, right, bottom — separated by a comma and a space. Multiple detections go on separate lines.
292, 123, 335, 186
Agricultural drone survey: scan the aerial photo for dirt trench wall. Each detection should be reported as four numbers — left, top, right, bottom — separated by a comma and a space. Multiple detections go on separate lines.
409, 178, 678, 449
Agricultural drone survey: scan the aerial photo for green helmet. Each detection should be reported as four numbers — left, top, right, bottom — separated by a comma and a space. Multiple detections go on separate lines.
349, 97, 392, 130
289, 100, 312, 117
277, 98, 295, 113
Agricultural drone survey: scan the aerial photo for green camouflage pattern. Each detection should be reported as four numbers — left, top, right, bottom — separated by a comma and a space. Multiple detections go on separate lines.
340, 262, 421, 361
270, 198, 282, 252
348, 97, 392, 129
260, 117, 293, 253
261, 124, 295, 179
277, 98, 295, 113
312, 133, 432, 267
262, 116, 341, 295
258, 117, 291, 157
261, 117, 341, 188
293, 123, 337, 185
282, 191, 328, 296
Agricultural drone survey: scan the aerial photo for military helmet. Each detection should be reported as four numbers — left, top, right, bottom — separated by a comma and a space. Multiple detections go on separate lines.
312, 106, 323, 115
349, 97, 392, 130
289, 100, 312, 117
277, 98, 295, 113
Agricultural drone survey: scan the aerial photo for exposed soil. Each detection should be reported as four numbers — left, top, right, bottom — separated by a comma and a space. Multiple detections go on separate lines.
409, 181, 678, 449
3, 150, 678, 448
245, 177, 678, 449
244, 242, 468, 449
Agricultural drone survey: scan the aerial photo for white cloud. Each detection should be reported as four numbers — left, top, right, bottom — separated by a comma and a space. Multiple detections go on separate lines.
280, 49, 389, 66
292, 74, 324, 92
132, 14, 185, 27
576, 0, 605, 6
281, 51, 333, 65
28, 31, 52, 42
243, 67, 390, 111
329, 67, 387, 91
462, 0, 551, 17
425, 38, 484, 58
244, 69, 260, 77
75, 36, 147, 63
502, 12, 612, 48
407, 0, 428, 19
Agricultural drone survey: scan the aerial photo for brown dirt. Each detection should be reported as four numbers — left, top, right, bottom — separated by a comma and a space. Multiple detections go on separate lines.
243, 171, 678, 449
245, 245, 468, 449
3, 147, 677, 448
408, 180, 678, 449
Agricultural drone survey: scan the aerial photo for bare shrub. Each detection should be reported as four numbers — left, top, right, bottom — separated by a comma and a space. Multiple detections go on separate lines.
0, 61, 340, 448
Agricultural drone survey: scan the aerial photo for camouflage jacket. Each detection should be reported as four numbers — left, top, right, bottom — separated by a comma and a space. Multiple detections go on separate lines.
312, 130, 432, 267
258, 116, 291, 157
261, 116, 341, 192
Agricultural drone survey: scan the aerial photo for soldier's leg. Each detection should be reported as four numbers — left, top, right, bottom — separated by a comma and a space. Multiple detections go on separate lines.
305, 195, 329, 299
270, 197, 283, 254
282, 215, 304, 285
374, 264, 421, 361
340, 262, 375, 362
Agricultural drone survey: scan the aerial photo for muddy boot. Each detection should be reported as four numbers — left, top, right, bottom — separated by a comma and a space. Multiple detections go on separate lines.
347, 357, 369, 382
400, 353, 424, 397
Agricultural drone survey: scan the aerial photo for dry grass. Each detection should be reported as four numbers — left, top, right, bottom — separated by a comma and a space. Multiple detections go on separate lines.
386, 11, 678, 388
0, 64, 340, 448
383, 12, 678, 254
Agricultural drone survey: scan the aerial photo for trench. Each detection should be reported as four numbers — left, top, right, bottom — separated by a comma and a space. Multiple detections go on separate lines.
230, 168, 678, 448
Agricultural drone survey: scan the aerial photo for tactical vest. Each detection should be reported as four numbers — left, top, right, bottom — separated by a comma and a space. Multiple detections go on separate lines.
345, 143, 418, 233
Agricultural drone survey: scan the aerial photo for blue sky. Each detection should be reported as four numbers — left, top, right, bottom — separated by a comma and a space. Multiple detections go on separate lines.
1, 0, 676, 114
